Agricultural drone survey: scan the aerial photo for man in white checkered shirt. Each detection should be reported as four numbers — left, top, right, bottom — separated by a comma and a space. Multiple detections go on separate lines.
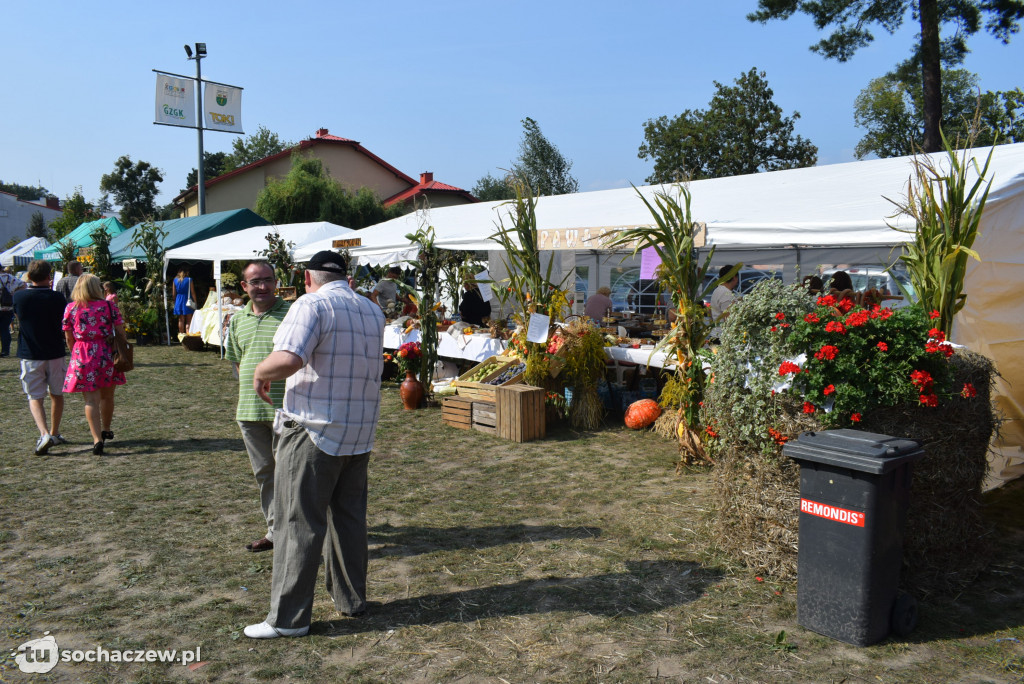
244, 251, 385, 640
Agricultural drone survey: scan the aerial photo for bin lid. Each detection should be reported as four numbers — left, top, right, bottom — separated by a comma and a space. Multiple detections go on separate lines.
783, 429, 925, 474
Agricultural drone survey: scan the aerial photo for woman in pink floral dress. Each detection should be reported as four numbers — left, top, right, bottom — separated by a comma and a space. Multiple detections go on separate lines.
63, 274, 126, 455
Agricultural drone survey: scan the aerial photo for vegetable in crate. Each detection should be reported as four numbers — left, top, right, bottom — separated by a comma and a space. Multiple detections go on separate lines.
486, 362, 526, 385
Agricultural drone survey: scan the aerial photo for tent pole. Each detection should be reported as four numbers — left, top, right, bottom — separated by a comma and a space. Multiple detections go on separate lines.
163, 258, 171, 345
218, 260, 224, 359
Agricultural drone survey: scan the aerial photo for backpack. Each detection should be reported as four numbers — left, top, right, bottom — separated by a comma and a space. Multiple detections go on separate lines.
0, 275, 13, 308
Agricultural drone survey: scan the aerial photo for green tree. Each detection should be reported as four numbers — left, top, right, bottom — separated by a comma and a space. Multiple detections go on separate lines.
472, 118, 579, 199
184, 151, 228, 190
471, 172, 516, 202
0, 181, 49, 201
26, 211, 48, 239
748, 0, 1024, 153
47, 187, 101, 240
99, 155, 164, 226
638, 68, 817, 182
223, 125, 293, 171
512, 117, 579, 196
854, 68, 1024, 158
255, 153, 406, 228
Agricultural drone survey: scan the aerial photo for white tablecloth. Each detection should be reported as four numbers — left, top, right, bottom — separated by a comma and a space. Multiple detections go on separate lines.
383, 325, 674, 369
383, 326, 508, 362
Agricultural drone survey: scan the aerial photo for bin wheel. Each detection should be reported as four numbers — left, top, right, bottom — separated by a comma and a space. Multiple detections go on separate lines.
891, 592, 918, 637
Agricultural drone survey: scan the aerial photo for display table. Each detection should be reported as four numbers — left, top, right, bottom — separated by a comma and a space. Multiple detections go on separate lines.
189, 295, 242, 346
383, 325, 674, 369
383, 326, 508, 362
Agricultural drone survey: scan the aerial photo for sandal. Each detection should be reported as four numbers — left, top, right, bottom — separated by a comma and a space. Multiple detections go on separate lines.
102, 430, 114, 441
93, 441, 104, 456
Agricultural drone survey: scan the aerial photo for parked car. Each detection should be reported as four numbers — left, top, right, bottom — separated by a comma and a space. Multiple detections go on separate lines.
822, 266, 916, 300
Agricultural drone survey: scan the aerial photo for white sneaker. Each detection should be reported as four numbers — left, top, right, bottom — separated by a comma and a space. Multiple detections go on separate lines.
243, 621, 309, 639
51, 434, 68, 445
35, 434, 54, 455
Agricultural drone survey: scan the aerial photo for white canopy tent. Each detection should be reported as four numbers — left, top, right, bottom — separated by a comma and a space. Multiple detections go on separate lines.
1, 236, 49, 267
165, 221, 353, 265
296, 143, 1024, 484
164, 221, 355, 353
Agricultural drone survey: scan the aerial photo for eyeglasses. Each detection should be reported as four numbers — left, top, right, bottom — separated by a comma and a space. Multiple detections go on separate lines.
243, 278, 276, 288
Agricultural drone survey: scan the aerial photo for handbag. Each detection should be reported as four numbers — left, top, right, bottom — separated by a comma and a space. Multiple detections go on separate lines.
183, 278, 197, 310
105, 301, 134, 373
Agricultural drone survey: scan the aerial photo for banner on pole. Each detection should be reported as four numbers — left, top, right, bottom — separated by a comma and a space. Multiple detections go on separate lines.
204, 83, 243, 133
154, 74, 196, 128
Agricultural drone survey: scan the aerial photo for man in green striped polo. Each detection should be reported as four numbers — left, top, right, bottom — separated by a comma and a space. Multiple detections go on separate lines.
226, 260, 291, 553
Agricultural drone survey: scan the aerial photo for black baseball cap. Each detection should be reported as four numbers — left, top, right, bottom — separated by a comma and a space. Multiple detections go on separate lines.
307, 251, 347, 275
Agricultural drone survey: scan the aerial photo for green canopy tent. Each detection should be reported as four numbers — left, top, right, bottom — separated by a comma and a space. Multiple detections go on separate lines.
34, 217, 127, 262
109, 208, 269, 262
108, 208, 270, 346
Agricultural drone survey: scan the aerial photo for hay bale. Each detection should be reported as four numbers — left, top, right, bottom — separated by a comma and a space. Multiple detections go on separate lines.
708, 350, 996, 594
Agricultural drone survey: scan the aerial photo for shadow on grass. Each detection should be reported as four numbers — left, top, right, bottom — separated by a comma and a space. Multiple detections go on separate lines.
369, 523, 601, 558
120, 437, 246, 452
318, 559, 720, 635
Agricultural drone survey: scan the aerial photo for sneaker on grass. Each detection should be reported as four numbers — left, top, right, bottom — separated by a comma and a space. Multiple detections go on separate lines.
51, 434, 68, 445
35, 434, 54, 455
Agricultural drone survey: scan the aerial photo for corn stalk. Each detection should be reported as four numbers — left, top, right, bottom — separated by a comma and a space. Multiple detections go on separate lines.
489, 178, 571, 387
888, 130, 993, 338
605, 185, 727, 466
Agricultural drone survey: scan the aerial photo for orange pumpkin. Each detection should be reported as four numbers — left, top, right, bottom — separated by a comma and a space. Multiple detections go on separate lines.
624, 399, 661, 430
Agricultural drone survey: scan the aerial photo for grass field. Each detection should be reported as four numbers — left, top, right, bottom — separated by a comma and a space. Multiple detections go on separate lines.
1, 343, 1022, 683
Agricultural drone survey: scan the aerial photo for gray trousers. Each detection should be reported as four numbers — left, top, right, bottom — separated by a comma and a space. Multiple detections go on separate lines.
237, 421, 276, 542
267, 420, 369, 629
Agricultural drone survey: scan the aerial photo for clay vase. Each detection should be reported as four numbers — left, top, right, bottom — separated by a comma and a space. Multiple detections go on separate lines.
399, 371, 424, 410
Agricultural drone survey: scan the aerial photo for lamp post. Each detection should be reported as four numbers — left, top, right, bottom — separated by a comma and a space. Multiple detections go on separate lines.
184, 42, 207, 215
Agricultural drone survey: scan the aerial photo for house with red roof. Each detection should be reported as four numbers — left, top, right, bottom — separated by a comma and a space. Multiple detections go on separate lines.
173, 128, 476, 217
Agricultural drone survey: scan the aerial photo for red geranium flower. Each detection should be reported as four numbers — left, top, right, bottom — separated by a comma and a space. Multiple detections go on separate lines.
804, 313, 820, 323
705, 426, 719, 438
778, 361, 801, 376
876, 341, 888, 352
814, 345, 839, 361
845, 311, 870, 328
879, 308, 894, 320
823, 384, 836, 396
850, 413, 862, 423
961, 383, 977, 398
928, 328, 946, 342
929, 310, 941, 319
919, 394, 939, 407
816, 295, 837, 307
837, 299, 855, 313
802, 402, 816, 414
825, 321, 846, 334
775, 312, 786, 320
910, 369, 934, 390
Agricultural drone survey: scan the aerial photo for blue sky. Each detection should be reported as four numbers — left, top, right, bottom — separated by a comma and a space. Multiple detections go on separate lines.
2, 0, 1021, 209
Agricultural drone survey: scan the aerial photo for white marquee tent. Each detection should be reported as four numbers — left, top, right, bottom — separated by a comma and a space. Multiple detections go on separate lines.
300, 143, 1024, 484
164, 221, 353, 267
1, 236, 49, 267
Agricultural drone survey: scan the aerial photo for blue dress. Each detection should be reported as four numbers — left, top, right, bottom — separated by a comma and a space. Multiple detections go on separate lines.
173, 277, 194, 316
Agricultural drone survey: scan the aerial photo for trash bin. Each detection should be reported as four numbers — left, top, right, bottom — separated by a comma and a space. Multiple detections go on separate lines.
784, 429, 925, 646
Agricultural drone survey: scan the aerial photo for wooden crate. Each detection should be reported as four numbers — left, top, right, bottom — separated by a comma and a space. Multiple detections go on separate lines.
453, 355, 524, 402
441, 396, 473, 430
472, 400, 497, 435
497, 384, 546, 442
